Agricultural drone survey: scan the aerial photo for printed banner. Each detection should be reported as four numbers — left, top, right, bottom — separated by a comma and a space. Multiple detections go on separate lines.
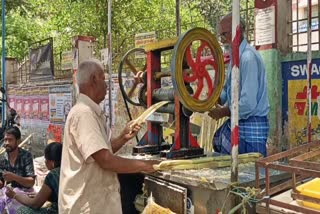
61, 51, 73, 70
49, 85, 72, 123
282, 59, 320, 147
39, 87, 50, 122
134, 31, 156, 58
47, 124, 64, 143
23, 89, 32, 126
29, 41, 54, 81
30, 88, 40, 121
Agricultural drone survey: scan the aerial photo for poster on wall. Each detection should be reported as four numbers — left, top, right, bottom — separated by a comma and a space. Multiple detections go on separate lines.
30, 87, 40, 121
8, 96, 16, 111
101, 75, 117, 127
39, 87, 49, 122
47, 124, 64, 143
49, 85, 72, 123
282, 59, 320, 147
29, 40, 54, 81
255, 5, 275, 46
61, 51, 73, 71
23, 89, 32, 125
15, 90, 23, 120
134, 31, 156, 58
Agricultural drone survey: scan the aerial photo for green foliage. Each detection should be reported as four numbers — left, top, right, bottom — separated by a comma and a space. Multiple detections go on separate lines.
0, 0, 254, 69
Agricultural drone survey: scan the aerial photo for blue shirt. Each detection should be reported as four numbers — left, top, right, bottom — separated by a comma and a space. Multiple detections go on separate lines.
220, 39, 269, 119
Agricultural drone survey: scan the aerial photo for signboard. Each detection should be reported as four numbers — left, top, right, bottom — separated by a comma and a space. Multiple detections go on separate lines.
135, 31, 156, 58
49, 85, 72, 123
282, 59, 320, 147
255, 5, 275, 46
61, 51, 73, 70
29, 41, 54, 81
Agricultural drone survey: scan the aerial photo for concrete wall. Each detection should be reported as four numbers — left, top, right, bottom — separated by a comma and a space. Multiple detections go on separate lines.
260, 48, 320, 153
259, 49, 283, 154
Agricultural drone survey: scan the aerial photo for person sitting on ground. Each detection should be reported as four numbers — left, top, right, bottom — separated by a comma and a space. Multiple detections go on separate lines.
6, 142, 62, 214
0, 127, 35, 213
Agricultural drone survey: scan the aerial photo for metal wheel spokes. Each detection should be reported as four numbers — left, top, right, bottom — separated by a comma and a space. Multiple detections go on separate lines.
171, 28, 225, 112
118, 48, 147, 106
184, 40, 217, 100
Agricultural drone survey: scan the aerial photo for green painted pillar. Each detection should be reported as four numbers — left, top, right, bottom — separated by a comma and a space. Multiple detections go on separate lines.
259, 49, 283, 154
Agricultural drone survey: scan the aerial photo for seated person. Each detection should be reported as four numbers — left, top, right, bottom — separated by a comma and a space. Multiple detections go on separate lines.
0, 127, 35, 213
6, 142, 62, 214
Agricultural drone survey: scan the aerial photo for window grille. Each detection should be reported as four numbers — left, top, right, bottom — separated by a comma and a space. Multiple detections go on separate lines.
290, 0, 320, 52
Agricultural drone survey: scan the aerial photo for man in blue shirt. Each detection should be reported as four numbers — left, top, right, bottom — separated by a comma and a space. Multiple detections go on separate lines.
209, 13, 270, 157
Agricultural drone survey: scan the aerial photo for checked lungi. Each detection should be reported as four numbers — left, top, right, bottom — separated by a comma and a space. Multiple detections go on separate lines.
212, 116, 269, 157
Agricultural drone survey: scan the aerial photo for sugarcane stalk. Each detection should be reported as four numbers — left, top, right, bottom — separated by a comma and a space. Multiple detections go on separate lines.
131, 101, 169, 126
154, 155, 261, 171
155, 153, 262, 169
155, 157, 258, 171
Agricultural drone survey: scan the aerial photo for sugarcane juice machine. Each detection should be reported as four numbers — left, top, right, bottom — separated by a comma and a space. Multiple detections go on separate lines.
118, 28, 225, 159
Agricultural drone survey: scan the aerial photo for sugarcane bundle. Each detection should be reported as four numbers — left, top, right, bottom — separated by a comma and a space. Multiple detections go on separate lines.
142, 193, 176, 214
153, 152, 262, 171
130, 101, 169, 127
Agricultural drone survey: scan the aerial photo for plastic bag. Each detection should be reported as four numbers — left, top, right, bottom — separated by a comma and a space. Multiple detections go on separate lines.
142, 193, 176, 214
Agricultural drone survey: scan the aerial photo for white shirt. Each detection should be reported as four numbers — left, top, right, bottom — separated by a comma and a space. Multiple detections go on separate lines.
59, 94, 121, 214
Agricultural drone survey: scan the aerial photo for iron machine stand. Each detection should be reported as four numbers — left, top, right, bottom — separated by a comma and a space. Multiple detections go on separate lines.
118, 28, 225, 159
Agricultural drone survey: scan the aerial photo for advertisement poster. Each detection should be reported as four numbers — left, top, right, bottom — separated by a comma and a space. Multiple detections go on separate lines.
47, 124, 63, 143
134, 31, 156, 58
282, 59, 320, 147
22, 89, 32, 122
49, 85, 72, 123
255, 5, 275, 46
30, 88, 40, 121
8, 96, 16, 111
61, 51, 73, 70
111, 75, 146, 138
7, 87, 17, 110
29, 41, 54, 81
15, 92, 23, 119
39, 87, 49, 122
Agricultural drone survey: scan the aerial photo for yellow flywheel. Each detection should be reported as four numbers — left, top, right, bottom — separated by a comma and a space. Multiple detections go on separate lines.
171, 27, 225, 112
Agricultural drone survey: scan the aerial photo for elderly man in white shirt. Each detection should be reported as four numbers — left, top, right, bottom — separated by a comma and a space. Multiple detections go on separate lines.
59, 58, 158, 214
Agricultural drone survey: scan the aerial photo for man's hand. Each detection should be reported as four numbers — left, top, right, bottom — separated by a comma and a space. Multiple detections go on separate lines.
121, 121, 142, 141
3, 171, 17, 182
208, 105, 230, 120
27, 193, 36, 198
5, 187, 15, 198
142, 160, 161, 173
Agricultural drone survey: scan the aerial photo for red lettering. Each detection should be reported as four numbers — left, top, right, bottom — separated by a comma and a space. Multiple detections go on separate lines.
294, 102, 306, 115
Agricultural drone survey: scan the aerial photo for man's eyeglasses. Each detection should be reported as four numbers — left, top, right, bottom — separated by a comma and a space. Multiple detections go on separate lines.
219, 31, 230, 39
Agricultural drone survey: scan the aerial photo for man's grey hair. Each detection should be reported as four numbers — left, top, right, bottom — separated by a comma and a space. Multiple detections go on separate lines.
221, 12, 246, 35
76, 59, 104, 85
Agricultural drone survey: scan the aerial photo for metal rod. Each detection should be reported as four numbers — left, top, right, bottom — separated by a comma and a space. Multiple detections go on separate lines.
255, 163, 260, 189
269, 199, 320, 214
231, 0, 240, 183
256, 140, 320, 164
1, 0, 6, 125
107, 0, 113, 128
318, 0, 320, 50
267, 163, 320, 177
307, 0, 312, 143
292, 191, 320, 204
297, 0, 299, 51
176, 0, 181, 36
265, 168, 270, 213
